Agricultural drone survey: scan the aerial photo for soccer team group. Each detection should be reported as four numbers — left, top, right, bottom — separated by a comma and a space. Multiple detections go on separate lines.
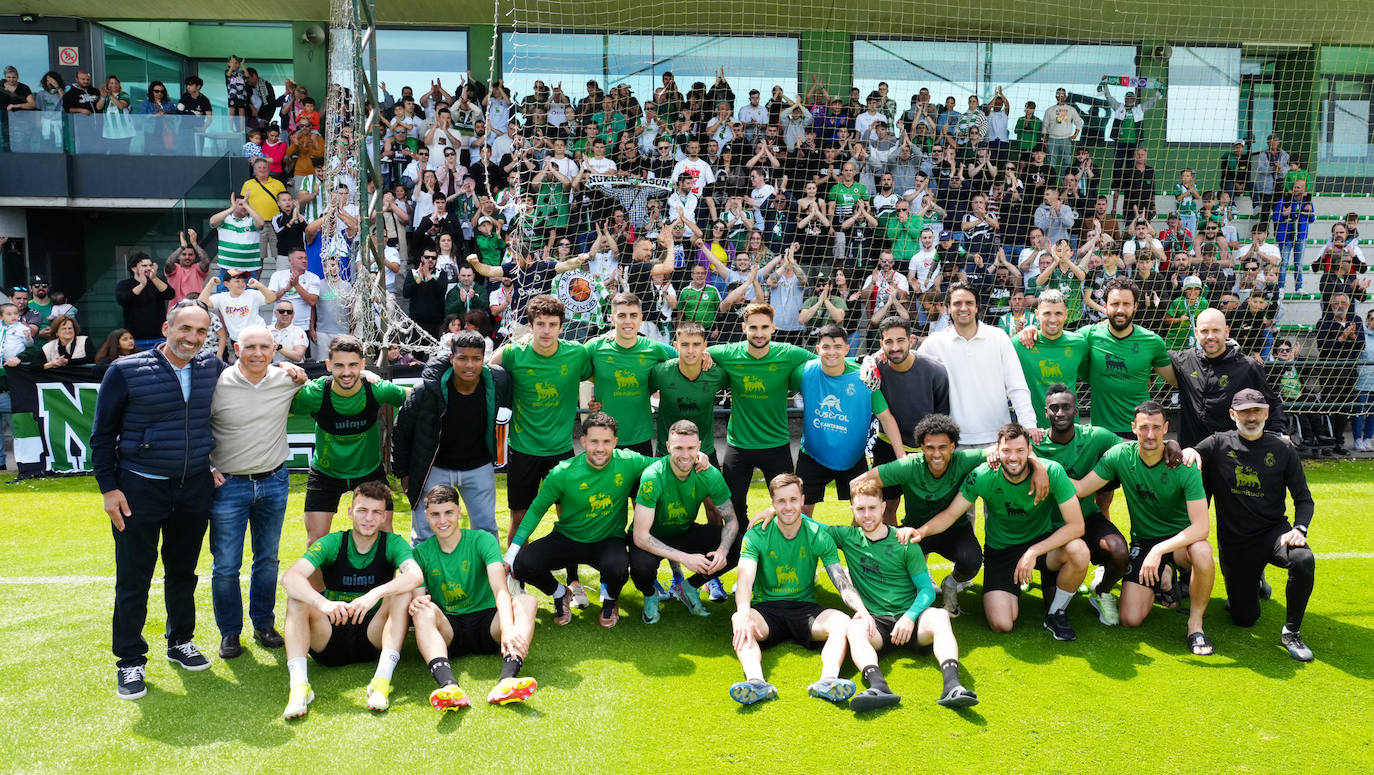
106, 276, 1319, 718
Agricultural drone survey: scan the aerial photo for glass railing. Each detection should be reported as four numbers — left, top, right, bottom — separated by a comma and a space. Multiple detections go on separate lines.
0, 110, 252, 158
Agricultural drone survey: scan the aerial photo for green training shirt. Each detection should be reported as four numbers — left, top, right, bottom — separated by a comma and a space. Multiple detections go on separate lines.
877, 449, 986, 529
1091, 442, 1206, 540
1080, 321, 1170, 433
302, 530, 414, 606
291, 377, 409, 479
650, 359, 729, 455
706, 341, 815, 449
413, 530, 503, 616
959, 460, 1077, 550
513, 449, 653, 546
583, 334, 677, 445
823, 524, 930, 618
740, 516, 840, 603
1035, 423, 1123, 519
1014, 330, 1089, 427
502, 339, 591, 456
635, 457, 732, 537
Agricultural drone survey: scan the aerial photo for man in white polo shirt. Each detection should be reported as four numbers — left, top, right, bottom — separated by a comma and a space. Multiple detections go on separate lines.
917, 282, 1040, 446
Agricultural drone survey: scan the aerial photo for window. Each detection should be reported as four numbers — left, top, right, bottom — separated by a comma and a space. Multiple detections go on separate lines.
374, 29, 469, 103
853, 40, 980, 107
0, 33, 49, 88
105, 31, 183, 104
1167, 46, 1241, 143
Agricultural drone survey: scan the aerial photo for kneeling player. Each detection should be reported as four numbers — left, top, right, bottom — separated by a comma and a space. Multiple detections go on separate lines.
728, 474, 871, 706
912, 424, 1089, 641
410, 486, 539, 709
280, 481, 422, 719
630, 420, 739, 623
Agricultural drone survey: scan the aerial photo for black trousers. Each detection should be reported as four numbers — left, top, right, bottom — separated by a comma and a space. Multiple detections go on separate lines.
513, 532, 630, 601
721, 442, 794, 535
629, 524, 725, 593
111, 469, 214, 667
1220, 524, 1316, 630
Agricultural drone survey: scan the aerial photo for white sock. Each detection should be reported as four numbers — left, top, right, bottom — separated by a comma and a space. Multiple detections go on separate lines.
552, 582, 567, 599
287, 657, 308, 687
375, 649, 400, 681
743, 664, 765, 682
1050, 587, 1074, 614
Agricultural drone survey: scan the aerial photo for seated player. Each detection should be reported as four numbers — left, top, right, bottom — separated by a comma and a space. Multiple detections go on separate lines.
506, 412, 655, 628
279, 481, 423, 719
1075, 401, 1217, 656
911, 424, 1089, 641
410, 485, 539, 709
630, 420, 739, 623
1189, 390, 1317, 662
728, 474, 871, 706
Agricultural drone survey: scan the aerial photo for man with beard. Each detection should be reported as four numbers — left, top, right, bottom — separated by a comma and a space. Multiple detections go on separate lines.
868, 317, 950, 524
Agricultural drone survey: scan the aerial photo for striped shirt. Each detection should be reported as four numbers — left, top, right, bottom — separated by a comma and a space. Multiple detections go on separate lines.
217, 214, 262, 271
297, 173, 322, 222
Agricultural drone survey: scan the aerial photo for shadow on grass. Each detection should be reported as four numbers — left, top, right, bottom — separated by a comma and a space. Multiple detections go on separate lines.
133, 679, 296, 747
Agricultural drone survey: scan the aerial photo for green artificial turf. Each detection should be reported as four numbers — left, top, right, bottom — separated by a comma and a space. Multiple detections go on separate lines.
2, 463, 1373, 773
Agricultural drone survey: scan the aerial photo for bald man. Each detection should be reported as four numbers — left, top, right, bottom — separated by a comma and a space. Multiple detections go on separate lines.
1169, 308, 1287, 448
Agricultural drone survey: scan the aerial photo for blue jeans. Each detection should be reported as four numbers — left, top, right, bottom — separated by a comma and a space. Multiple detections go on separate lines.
1047, 136, 1074, 175
1277, 241, 1303, 290
209, 468, 289, 637
1353, 391, 1374, 441
410, 463, 498, 545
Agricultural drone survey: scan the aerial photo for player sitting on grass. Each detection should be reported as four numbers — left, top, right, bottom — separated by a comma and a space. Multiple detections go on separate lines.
1074, 401, 1216, 656
279, 481, 422, 719
908, 423, 1089, 641
728, 473, 871, 706
409, 485, 539, 709
630, 420, 739, 624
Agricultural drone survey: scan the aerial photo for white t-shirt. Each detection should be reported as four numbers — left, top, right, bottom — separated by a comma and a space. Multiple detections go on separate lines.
271, 324, 309, 362
1122, 237, 1164, 260
737, 104, 768, 127
908, 247, 940, 291
267, 270, 322, 330
209, 289, 267, 342
582, 157, 617, 175
1235, 241, 1282, 264
669, 158, 715, 196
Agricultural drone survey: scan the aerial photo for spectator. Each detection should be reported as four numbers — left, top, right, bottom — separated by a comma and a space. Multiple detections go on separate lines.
1219, 140, 1251, 199
312, 255, 352, 361
1315, 222, 1366, 274
241, 127, 265, 161
1078, 195, 1122, 246
138, 79, 178, 154
1033, 187, 1076, 245
1268, 339, 1322, 445
1118, 147, 1156, 223
1174, 168, 1201, 235
1274, 178, 1314, 292
8, 287, 41, 338
404, 250, 449, 337
1099, 81, 1162, 212
241, 157, 287, 235
1234, 222, 1280, 277
174, 75, 212, 155
95, 75, 134, 154
63, 69, 100, 118
268, 303, 308, 363
1319, 253, 1371, 314
444, 263, 490, 320
209, 194, 265, 276
285, 123, 325, 191
1354, 309, 1374, 451
95, 328, 139, 365
1315, 293, 1365, 453
31, 315, 93, 369
0, 66, 36, 153
762, 244, 808, 343
1164, 275, 1209, 351
1041, 87, 1083, 175
268, 248, 321, 330
1035, 238, 1086, 326
1082, 243, 1130, 323
1231, 290, 1274, 360
199, 269, 277, 351
1284, 153, 1314, 195
1253, 134, 1289, 225
114, 251, 175, 350
0, 301, 32, 466
24, 275, 62, 338
163, 229, 211, 308
244, 68, 277, 132
268, 192, 308, 273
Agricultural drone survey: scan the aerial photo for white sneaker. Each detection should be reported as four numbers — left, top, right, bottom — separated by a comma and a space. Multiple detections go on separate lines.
1088, 590, 1121, 626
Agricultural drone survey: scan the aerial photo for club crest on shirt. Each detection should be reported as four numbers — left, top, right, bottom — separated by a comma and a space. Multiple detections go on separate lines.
1264, 452, 1276, 468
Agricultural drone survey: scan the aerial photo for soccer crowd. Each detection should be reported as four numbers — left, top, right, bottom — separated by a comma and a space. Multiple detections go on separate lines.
94, 272, 1318, 717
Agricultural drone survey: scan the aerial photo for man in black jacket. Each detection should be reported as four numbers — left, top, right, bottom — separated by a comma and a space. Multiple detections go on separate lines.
1171, 308, 1286, 447
402, 251, 447, 337
394, 331, 513, 545
114, 251, 176, 350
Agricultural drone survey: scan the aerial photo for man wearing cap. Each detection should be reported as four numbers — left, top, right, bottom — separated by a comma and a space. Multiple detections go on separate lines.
1187, 388, 1316, 661
19, 277, 49, 338
1170, 308, 1286, 447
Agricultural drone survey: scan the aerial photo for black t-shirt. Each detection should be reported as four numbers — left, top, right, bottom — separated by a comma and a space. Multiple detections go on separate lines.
273, 214, 308, 256
0, 81, 33, 110
1195, 430, 1313, 544
177, 93, 212, 115
623, 257, 657, 315
62, 85, 100, 112
115, 277, 177, 339
434, 379, 490, 470
877, 357, 951, 448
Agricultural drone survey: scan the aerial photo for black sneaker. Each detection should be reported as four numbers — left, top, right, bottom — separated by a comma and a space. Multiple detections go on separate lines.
253, 627, 285, 649
167, 641, 212, 671
1281, 629, 1314, 662
1042, 610, 1077, 642
1258, 577, 1273, 600
116, 665, 147, 700
219, 634, 242, 659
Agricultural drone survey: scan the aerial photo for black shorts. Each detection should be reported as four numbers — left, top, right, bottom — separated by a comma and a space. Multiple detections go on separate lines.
1081, 512, 1125, 564
795, 450, 869, 504
444, 608, 501, 657
304, 465, 392, 513
869, 441, 904, 501
227, 97, 251, 110
620, 439, 655, 456
506, 448, 574, 511
754, 600, 826, 649
982, 533, 1054, 595
871, 614, 935, 654
1123, 535, 1177, 588
308, 612, 380, 667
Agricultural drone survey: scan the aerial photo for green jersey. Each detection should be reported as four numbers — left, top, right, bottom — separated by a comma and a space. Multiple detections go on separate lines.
1034, 423, 1123, 519
823, 524, 931, 619
650, 359, 728, 455
706, 341, 815, 449
1044, 268, 1084, 324
502, 339, 591, 456
1014, 115, 1043, 150
677, 285, 722, 328
291, 377, 409, 478
827, 181, 868, 219
1091, 442, 1206, 540
513, 449, 653, 546
635, 457, 731, 537
740, 517, 840, 603
877, 448, 986, 529
1080, 321, 1171, 433
583, 334, 677, 445
302, 530, 414, 606
413, 530, 502, 616
1013, 330, 1089, 427
1164, 295, 1208, 351
959, 460, 1077, 550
